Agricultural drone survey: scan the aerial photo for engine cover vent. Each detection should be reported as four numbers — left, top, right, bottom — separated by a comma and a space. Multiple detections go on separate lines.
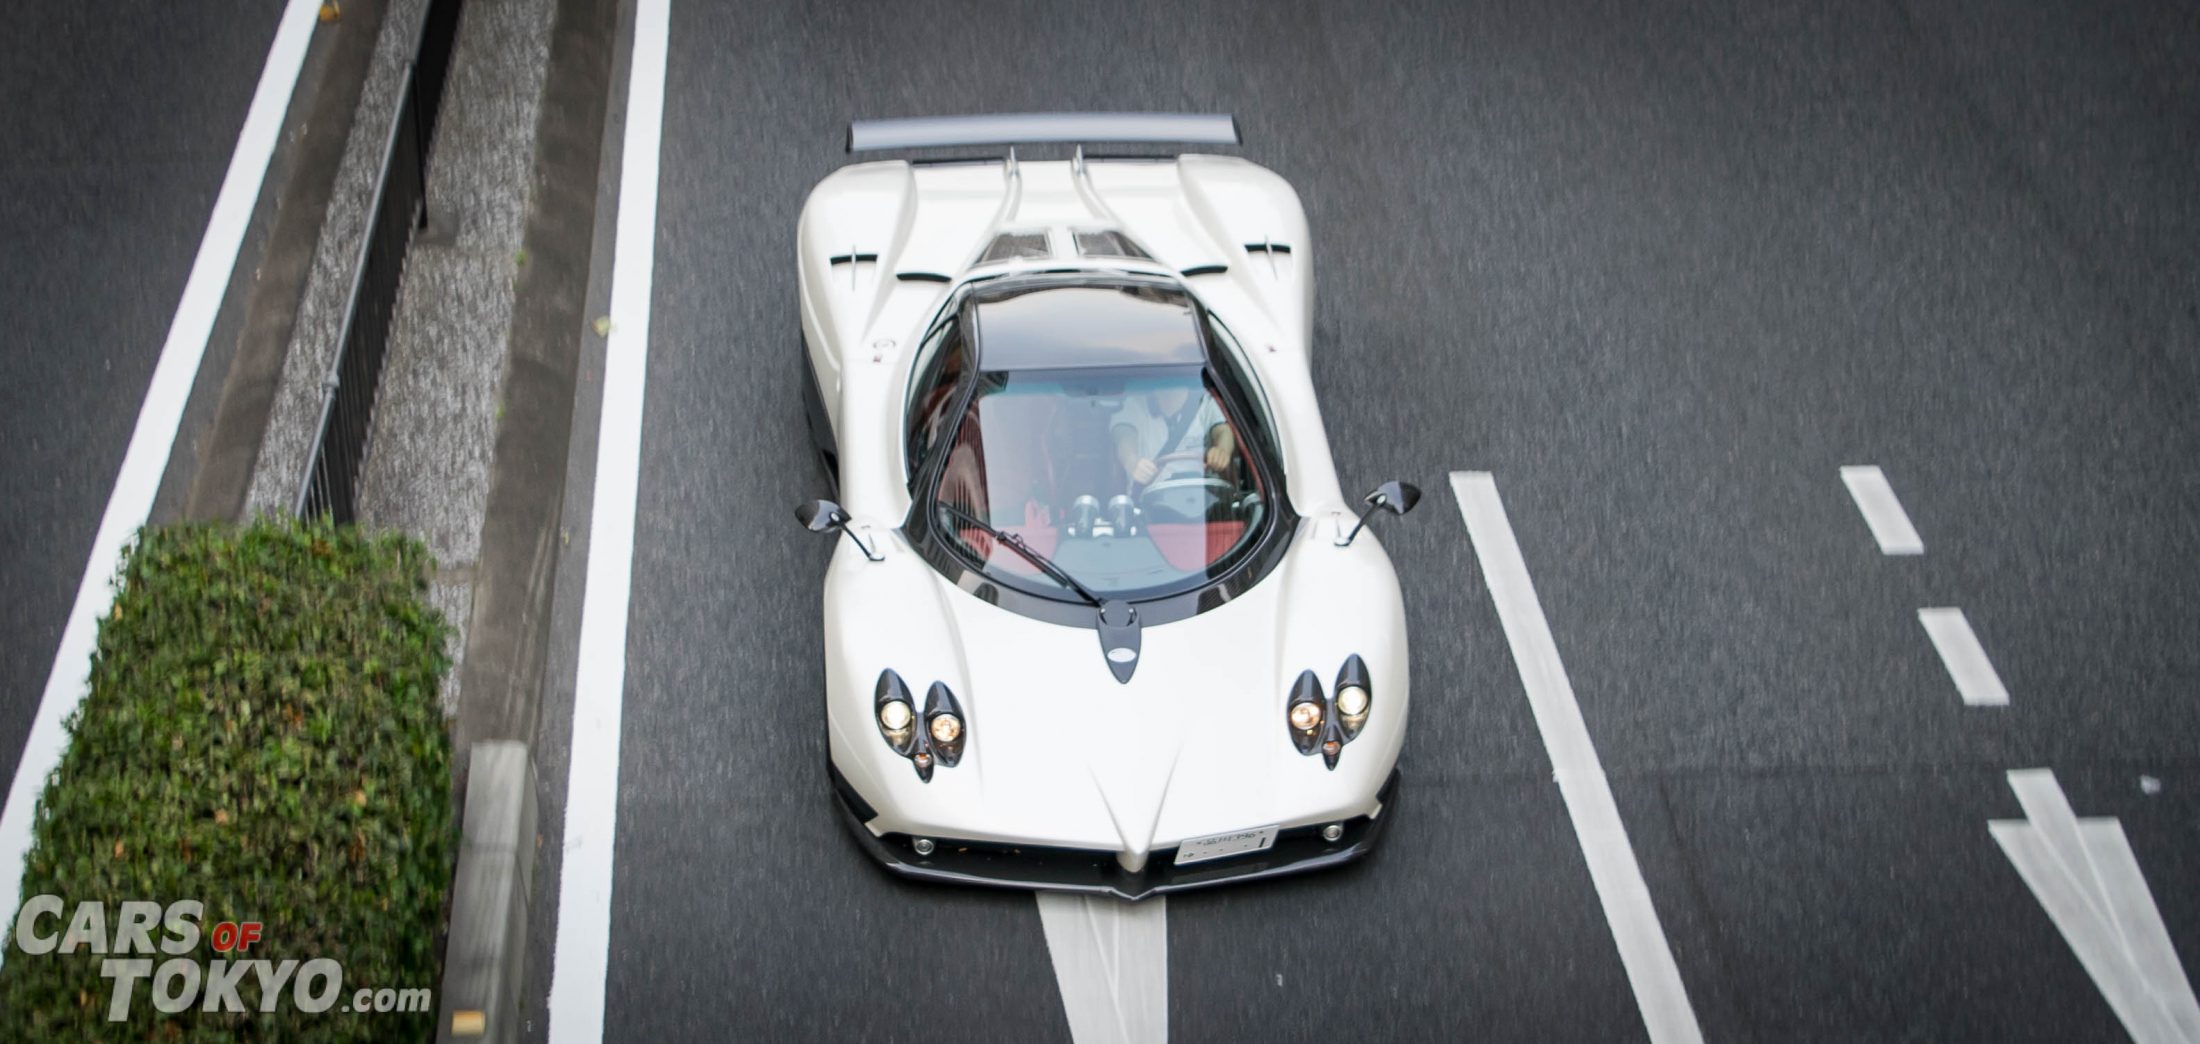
979, 231, 1052, 264
1073, 229, 1154, 261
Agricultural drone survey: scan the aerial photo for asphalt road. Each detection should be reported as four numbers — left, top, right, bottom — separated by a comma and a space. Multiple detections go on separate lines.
528, 0, 2200, 1040
0, 5, 282, 802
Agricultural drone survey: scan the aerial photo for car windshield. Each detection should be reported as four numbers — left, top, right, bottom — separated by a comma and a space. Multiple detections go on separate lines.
929, 365, 1268, 599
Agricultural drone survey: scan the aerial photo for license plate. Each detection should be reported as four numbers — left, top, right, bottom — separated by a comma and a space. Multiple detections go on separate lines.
1174, 825, 1279, 865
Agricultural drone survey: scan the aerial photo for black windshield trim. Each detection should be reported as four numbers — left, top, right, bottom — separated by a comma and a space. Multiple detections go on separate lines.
900, 275, 1296, 628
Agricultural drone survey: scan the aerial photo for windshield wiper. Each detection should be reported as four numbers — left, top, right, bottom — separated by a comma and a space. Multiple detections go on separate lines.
935, 501, 1145, 684
936, 502, 1101, 606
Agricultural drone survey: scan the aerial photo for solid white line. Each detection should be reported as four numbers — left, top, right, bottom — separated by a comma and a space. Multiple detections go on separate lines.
1917, 608, 2010, 706
1992, 825, 2180, 1042
1036, 893, 1169, 1044
1838, 465, 1924, 555
0, 0, 323, 972
2007, 769, 2095, 897
1991, 770, 2200, 1043
545, 0, 669, 1038
2083, 821, 2200, 1036
1450, 472, 1704, 1044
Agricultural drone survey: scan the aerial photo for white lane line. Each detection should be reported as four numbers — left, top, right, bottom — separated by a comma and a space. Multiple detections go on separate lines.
1917, 608, 2010, 706
1451, 472, 1704, 1044
1991, 769, 2200, 1044
544, 0, 669, 1037
1839, 465, 1925, 555
0, 0, 322, 972
1036, 894, 1169, 1044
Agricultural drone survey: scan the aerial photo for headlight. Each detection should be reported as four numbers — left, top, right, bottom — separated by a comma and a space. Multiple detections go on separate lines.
1286, 655, 1374, 769
1336, 685, 1369, 719
875, 670, 919, 759
875, 672, 969, 782
1285, 671, 1324, 756
1334, 655, 1372, 743
923, 682, 966, 769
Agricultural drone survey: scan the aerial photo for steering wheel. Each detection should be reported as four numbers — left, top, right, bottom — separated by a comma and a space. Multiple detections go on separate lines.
1134, 451, 1233, 522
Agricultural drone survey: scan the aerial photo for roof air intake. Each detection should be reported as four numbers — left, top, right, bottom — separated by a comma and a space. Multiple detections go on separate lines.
1073, 229, 1153, 261
979, 231, 1052, 264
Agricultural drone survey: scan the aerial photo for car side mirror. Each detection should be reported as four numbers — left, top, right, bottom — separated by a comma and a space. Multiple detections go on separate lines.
794, 498, 882, 561
1370, 480, 1421, 516
1336, 481, 1422, 547
796, 499, 848, 532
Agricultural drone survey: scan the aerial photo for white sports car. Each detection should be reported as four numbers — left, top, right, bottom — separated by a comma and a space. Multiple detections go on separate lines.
793, 113, 1420, 899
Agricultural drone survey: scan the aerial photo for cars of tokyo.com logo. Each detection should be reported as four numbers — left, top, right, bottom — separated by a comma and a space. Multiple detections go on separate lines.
12, 895, 432, 1021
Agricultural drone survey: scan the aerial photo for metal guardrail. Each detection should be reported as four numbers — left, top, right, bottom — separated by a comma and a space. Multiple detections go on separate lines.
297, 0, 466, 521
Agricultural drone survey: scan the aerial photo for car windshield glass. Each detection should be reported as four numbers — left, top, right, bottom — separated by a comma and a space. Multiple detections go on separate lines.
930, 365, 1268, 599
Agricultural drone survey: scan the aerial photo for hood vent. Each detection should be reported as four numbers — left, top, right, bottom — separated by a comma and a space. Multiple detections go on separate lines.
979, 230, 1052, 264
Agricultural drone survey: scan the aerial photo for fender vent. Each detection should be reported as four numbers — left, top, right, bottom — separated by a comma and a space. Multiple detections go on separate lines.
1073, 229, 1153, 261
1244, 239, 1293, 277
980, 231, 1052, 264
828, 250, 880, 290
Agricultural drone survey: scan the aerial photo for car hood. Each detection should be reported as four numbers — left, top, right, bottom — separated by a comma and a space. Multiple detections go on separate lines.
823, 517, 1408, 870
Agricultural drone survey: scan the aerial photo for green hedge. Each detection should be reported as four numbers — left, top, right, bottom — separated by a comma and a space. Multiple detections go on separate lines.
0, 521, 452, 1041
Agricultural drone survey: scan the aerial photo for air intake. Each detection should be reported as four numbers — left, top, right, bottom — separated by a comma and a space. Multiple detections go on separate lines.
979, 231, 1052, 264
1073, 229, 1153, 261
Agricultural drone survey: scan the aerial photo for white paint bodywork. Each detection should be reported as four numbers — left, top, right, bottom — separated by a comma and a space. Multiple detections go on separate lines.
797, 153, 1409, 876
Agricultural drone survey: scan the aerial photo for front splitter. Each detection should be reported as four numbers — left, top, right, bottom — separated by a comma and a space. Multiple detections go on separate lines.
827, 764, 1402, 901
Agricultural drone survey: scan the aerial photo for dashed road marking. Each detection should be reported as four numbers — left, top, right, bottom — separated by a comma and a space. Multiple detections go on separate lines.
1037, 894, 1169, 1044
1918, 608, 2010, 706
1991, 769, 2200, 1043
545, 0, 670, 1037
1839, 465, 1925, 555
0, 0, 323, 971
1451, 471, 1705, 1044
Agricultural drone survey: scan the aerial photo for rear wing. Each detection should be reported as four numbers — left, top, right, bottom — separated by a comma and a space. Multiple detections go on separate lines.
846, 111, 1240, 153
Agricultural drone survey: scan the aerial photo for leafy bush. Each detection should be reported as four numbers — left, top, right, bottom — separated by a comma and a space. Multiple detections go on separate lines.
0, 520, 452, 1041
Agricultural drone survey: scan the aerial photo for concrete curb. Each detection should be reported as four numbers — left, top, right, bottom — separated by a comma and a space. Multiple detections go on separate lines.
438, 741, 538, 1042
518, 0, 635, 1031
436, 0, 616, 1039
453, 0, 617, 758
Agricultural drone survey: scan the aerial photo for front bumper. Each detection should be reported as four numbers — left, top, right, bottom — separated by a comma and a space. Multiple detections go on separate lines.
828, 763, 1401, 901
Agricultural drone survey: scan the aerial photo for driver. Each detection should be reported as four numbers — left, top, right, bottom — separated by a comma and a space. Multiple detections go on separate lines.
1111, 380, 1235, 487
